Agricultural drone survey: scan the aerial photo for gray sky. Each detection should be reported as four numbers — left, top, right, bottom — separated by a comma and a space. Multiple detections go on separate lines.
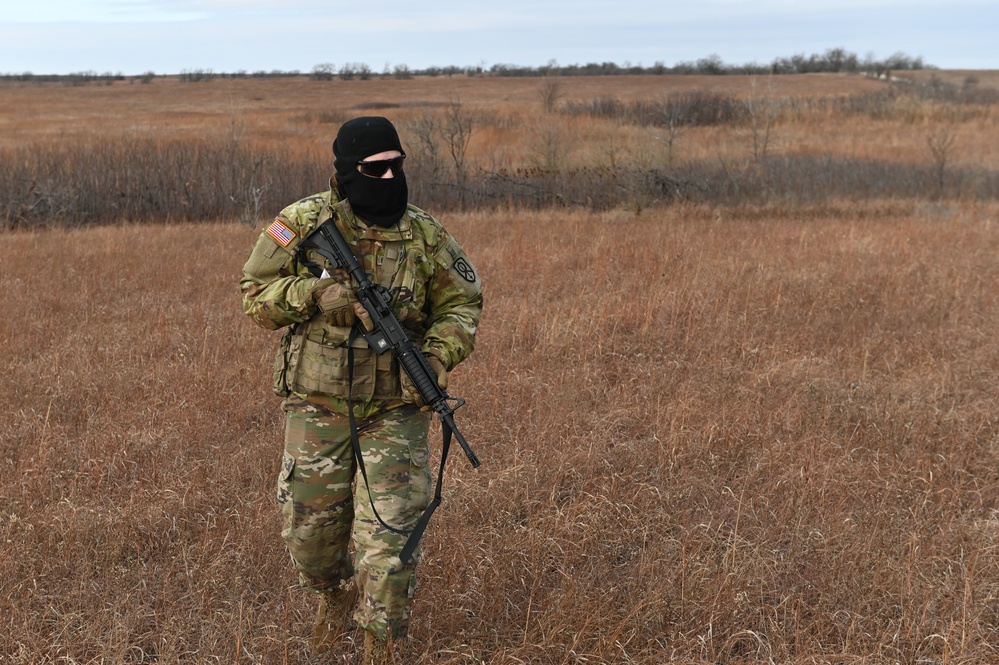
1, 0, 996, 75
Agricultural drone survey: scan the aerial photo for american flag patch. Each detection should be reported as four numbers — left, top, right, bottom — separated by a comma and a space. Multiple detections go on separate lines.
266, 219, 296, 247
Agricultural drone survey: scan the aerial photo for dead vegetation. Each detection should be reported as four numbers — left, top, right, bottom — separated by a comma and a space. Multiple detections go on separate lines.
3, 73, 999, 664
3, 201, 999, 663
3, 73, 998, 229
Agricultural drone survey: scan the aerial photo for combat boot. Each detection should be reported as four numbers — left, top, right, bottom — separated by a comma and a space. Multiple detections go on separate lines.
362, 630, 401, 665
311, 579, 359, 651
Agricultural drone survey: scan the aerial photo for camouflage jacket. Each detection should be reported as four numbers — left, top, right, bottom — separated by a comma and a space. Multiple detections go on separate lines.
240, 178, 482, 416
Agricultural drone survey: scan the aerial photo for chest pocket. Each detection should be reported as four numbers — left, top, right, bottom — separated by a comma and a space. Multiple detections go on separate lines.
374, 241, 405, 289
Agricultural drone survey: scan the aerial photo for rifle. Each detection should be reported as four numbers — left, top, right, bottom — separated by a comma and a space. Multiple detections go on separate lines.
299, 218, 480, 563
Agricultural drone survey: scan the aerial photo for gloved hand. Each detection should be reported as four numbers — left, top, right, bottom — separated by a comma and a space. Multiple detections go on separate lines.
428, 354, 448, 390
311, 279, 359, 328
401, 354, 448, 408
309, 277, 338, 300
352, 302, 374, 332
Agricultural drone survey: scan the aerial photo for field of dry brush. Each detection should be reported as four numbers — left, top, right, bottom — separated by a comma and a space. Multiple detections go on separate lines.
3, 71, 999, 228
2, 73, 999, 664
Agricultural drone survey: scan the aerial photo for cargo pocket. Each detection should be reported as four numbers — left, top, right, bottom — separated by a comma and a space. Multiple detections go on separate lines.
277, 451, 302, 543
403, 417, 433, 519
272, 328, 300, 397
277, 452, 296, 509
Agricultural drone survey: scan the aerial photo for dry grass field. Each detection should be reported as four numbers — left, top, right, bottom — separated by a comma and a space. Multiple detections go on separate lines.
0, 73, 884, 145
2, 73, 999, 664
4, 72, 995, 171
3, 71, 998, 230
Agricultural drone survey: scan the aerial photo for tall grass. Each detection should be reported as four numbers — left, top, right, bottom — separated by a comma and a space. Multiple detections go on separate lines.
4, 138, 999, 229
0, 137, 323, 228
3, 203, 999, 663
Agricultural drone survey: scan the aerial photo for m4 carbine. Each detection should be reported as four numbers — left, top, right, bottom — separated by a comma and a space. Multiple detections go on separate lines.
299, 218, 480, 563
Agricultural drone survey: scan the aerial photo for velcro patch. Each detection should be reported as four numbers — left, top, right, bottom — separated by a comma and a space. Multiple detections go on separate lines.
266, 219, 296, 247
453, 256, 476, 283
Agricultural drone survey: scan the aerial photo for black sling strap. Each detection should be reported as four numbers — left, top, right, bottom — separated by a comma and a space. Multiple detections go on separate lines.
345, 327, 453, 565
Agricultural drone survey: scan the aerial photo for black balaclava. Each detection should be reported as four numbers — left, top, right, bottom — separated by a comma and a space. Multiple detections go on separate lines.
333, 116, 408, 228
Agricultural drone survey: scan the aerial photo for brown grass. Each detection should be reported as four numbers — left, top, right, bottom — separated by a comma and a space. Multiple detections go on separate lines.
0, 72, 965, 168
4, 73, 999, 231
3, 200, 999, 663
0, 74, 887, 147
4, 72, 999, 663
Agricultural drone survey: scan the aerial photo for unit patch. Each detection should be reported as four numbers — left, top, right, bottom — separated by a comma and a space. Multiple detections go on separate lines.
266, 219, 296, 247
453, 257, 476, 283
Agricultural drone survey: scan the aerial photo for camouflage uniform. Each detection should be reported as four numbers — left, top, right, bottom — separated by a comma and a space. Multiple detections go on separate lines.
240, 177, 482, 641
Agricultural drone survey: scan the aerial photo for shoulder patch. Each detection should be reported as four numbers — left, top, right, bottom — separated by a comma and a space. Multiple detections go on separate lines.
266, 218, 297, 247
453, 255, 477, 283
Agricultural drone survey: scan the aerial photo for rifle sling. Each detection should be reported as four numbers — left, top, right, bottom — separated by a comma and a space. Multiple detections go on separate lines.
345, 326, 451, 566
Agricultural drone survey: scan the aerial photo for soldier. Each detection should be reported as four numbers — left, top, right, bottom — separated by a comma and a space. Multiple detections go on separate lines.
240, 116, 483, 663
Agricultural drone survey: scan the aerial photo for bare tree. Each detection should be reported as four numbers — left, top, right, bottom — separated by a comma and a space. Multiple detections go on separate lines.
233, 155, 272, 226
407, 112, 444, 179
311, 63, 335, 81
926, 124, 958, 196
530, 79, 567, 172
746, 76, 781, 162
531, 114, 565, 172
221, 100, 271, 226
338, 63, 356, 81
540, 77, 562, 114
661, 95, 690, 166
443, 99, 474, 200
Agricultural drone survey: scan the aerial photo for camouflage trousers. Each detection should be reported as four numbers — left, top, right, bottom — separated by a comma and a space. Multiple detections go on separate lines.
277, 398, 432, 641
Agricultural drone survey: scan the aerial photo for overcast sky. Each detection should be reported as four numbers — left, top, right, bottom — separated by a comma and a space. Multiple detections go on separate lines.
1, 0, 996, 75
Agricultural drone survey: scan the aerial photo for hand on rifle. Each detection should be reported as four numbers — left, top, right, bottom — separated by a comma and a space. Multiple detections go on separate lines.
401, 353, 448, 409
310, 279, 372, 330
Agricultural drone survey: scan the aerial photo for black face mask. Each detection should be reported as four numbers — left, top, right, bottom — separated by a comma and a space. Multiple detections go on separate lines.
332, 116, 409, 228
338, 172, 408, 228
